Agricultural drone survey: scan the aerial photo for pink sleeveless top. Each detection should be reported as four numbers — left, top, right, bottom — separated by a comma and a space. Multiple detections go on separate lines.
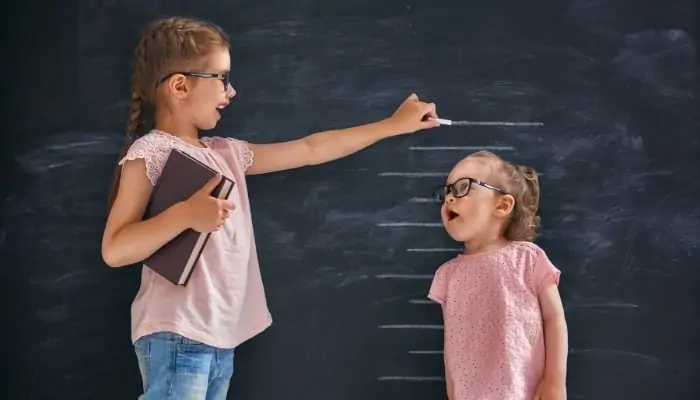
119, 129, 272, 349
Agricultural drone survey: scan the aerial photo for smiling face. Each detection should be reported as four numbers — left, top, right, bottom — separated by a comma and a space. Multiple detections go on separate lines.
439, 156, 515, 245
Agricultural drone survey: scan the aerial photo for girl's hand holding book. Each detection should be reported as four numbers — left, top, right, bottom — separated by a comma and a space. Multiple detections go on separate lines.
182, 174, 236, 233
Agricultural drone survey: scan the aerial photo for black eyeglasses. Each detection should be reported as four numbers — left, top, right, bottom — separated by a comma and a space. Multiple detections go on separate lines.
432, 177, 507, 203
158, 72, 231, 90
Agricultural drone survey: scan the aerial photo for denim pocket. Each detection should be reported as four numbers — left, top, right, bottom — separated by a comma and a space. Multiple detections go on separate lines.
175, 334, 211, 354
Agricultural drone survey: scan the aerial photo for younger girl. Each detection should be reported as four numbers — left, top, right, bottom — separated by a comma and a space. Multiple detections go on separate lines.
101, 16, 439, 400
428, 151, 568, 400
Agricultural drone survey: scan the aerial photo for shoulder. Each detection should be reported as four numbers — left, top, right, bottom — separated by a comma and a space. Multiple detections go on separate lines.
428, 256, 462, 305
200, 135, 246, 147
508, 241, 561, 291
504, 241, 548, 264
201, 136, 254, 171
122, 131, 179, 156
434, 256, 462, 278
118, 131, 181, 186
119, 131, 179, 164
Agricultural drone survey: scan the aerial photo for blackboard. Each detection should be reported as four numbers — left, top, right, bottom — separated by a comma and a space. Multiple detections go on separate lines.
2, 0, 699, 399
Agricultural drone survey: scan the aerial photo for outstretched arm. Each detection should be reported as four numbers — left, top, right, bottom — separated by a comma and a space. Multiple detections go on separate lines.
245, 94, 438, 175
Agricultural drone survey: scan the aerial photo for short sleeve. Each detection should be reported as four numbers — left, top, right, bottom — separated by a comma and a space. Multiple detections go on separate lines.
118, 134, 175, 186
530, 249, 561, 294
202, 136, 254, 172
428, 264, 451, 305
226, 138, 254, 171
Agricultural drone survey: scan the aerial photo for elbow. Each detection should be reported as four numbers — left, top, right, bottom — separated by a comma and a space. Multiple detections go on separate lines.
101, 238, 128, 268
102, 247, 125, 268
301, 136, 324, 166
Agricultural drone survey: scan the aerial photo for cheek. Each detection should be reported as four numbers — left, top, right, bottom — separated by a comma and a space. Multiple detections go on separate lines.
453, 199, 476, 217
455, 197, 491, 220
191, 84, 220, 103
190, 94, 218, 116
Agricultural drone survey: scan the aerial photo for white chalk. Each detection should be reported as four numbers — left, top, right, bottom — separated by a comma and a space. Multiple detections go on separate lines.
409, 197, 437, 203
378, 172, 448, 177
408, 299, 437, 305
376, 222, 443, 227
408, 299, 436, 305
409, 350, 444, 355
378, 324, 444, 329
409, 146, 515, 151
434, 118, 544, 127
406, 248, 462, 252
375, 274, 433, 279
378, 376, 445, 381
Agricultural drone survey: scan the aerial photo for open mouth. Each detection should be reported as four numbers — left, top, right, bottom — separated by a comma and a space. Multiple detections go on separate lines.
446, 210, 460, 221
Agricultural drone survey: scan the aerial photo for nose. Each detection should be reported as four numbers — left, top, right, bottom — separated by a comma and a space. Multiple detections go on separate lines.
227, 84, 236, 98
445, 194, 456, 203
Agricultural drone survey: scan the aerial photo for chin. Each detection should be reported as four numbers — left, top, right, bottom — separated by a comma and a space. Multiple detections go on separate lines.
444, 223, 470, 243
196, 120, 218, 131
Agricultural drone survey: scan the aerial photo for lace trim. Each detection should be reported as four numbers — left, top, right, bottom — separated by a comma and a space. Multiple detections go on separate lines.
226, 138, 254, 171
119, 132, 255, 186
118, 133, 178, 186
200, 136, 254, 171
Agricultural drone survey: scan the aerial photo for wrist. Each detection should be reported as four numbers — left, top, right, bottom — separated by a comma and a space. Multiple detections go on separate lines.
543, 368, 567, 382
376, 117, 405, 137
168, 201, 193, 231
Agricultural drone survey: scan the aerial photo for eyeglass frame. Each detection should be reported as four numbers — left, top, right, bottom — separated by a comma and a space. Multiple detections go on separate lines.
432, 177, 508, 203
158, 72, 231, 91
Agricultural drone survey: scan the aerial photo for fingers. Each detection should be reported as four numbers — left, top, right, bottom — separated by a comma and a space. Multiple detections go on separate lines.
406, 94, 436, 116
201, 173, 223, 193
216, 202, 235, 226
396, 93, 440, 130
423, 102, 437, 119
214, 210, 229, 230
218, 207, 232, 219
221, 200, 235, 210
419, 102, 439, 128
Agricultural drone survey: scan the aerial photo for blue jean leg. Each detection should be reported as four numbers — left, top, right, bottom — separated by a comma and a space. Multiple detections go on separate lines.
134, 332, 234, 400
206, 346, 234, 400
206, 349, 233, 400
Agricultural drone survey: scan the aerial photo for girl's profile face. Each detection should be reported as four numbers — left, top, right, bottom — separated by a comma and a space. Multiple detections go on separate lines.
440, 158, 501, 242
184, 48, 237, 131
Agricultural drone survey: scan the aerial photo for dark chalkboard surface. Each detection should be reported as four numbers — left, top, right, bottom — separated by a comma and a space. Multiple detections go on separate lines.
2, 0, 699, 399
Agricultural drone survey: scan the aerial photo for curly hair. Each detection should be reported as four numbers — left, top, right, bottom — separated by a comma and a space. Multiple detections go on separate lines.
468, 150, 541, 241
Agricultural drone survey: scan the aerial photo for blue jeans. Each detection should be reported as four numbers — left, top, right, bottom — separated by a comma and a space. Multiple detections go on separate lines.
134, 332, 235, 400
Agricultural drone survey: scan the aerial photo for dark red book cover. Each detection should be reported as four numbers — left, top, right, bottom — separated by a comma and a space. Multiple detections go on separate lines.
142, 149, 235, 286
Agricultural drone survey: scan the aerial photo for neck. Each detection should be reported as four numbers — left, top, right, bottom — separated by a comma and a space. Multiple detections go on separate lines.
463, 232, 509, 255
155, 111, 199, 145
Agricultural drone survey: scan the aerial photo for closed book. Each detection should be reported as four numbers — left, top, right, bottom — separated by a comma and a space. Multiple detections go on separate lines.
142, 148, 235, 286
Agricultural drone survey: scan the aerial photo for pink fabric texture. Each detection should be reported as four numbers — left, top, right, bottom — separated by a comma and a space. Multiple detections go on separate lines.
119, 130, 272, 349
428, 241, 561, 400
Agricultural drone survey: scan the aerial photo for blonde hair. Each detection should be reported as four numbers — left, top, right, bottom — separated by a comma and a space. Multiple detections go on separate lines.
107, 17, 230, 210
468, 150, 541, 241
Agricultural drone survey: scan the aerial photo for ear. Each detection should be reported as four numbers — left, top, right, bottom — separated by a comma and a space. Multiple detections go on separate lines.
165, 74, 190, 101
493, 194, 515, 218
